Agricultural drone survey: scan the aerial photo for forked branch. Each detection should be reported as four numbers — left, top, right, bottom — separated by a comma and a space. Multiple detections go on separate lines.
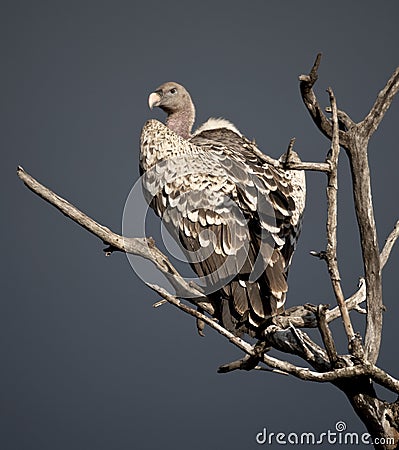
299, 55, 399, 364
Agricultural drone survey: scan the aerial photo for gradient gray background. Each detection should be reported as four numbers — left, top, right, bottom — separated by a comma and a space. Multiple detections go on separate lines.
2, 1, 399, 449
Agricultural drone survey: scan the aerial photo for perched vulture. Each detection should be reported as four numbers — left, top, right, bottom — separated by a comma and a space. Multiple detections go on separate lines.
140, 81, 306, 337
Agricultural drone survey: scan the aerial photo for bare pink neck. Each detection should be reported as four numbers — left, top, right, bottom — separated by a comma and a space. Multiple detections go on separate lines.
165, 105, 195, 140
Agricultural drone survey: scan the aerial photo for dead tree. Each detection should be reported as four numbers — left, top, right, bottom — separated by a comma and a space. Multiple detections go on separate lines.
17, 55, 399, 449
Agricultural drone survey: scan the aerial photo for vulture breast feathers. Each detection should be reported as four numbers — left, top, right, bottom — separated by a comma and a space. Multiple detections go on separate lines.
140, 82, 306, 337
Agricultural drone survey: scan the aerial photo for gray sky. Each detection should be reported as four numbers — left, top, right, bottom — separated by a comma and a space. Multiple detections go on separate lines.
2, 1, 399, 449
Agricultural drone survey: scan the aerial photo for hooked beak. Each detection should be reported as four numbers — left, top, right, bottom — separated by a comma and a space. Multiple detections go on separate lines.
148, 92, 162, 110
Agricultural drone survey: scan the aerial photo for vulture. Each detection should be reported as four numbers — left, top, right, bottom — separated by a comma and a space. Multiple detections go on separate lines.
140, 81, 306, 337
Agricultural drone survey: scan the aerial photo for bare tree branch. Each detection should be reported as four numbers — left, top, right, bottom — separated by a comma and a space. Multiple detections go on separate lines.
299, 53, 350, 149
345, 134, 382, 364
218, 354, 281, 374
326, 279, 366, 324
16, 166, 212, 313
299, 58, 399, 365
316, 305, 339, 367
323, 219, 399, 324
281, 160, 330, 172
361, 66, 399, 138
282, 137, 296, 166
380, 220, 399, 268
148, 283, 399, 394
146, 283, 256, 355
250, 144, 331, 172
264, 325, 330, 369
324, 87, 357, 348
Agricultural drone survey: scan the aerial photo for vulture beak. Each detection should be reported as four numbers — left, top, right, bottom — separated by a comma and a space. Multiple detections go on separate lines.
148, 92, 162, 110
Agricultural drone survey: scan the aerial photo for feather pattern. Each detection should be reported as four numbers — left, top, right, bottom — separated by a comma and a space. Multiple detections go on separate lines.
140, 83, 305, 337
140, 119, 305, 337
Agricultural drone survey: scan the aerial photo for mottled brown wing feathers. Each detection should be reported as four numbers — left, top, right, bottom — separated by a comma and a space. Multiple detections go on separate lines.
140, 120, 306, 337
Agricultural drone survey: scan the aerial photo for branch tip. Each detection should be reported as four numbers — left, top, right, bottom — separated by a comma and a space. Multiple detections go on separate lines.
153, 299, 167, 308
310, 250, 326, 260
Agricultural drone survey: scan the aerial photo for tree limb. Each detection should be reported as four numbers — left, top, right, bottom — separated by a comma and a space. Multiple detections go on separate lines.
316, 304, 339, 367
299, 58, 399, 365
352, 71, 399, 361
148, 283, 399, 394
361, 66, 399, 139
281, 160, 330, 172
344, 135, 382, 364
324, 87, 357, 349
16, 166, 212, 313
380, 221, 399, 268
299, 53, 350, 148
327, 221, 398, 323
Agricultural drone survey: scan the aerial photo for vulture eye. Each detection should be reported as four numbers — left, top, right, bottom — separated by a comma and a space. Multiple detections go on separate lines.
170, 88, 177, 94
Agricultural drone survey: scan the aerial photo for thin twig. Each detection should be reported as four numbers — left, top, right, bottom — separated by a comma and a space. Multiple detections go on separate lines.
146, 283, 255, 355
282, 137, 296, 168
248, 148, 331, 172
282, 160, 331, 172
288, 322, 315, 361
380, 221, 399, 269
362, 66, 399, 138
325, 87, 357, 346
316, 305, 338, 367
218, 355, 260, 373
327, 218, 399, 323
326, 279, 366, 324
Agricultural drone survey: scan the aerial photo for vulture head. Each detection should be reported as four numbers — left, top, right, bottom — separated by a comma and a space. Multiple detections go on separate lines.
148, 81, 195, 139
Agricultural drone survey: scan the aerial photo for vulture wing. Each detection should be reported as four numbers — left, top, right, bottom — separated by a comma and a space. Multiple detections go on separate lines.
140, 119, 306, 337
